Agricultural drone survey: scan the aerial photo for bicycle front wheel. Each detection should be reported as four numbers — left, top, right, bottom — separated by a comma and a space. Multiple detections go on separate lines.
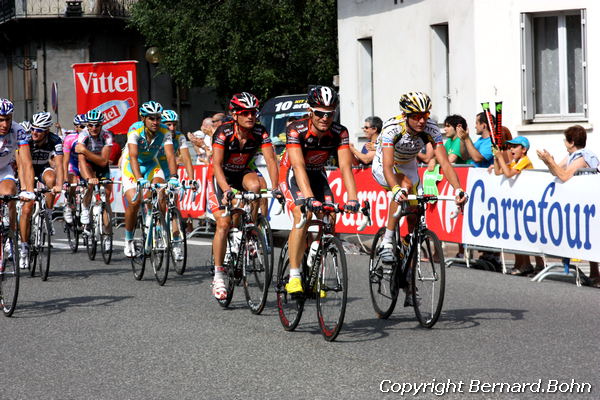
100, 205, 113, 265
257, 215, 274, 277
1, 231, 19, 317
65, 216, 79, 253
168, 208, 187, 275
38, 213, 52, 281
131, 214, 146, 280
242, 226, 270, 315
316, 237, 348, 342
275, 243, 304, 331
151, 212, 170, 286
86, 219, 97, 261
411, 229, 445, 328
368, 228, 398, 319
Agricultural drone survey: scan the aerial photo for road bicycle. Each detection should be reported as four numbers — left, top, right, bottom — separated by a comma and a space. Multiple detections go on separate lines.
276, 201, 371, 341
0, 195, 20, 317
130, 182, 171, 286
82, 179, 115, 264
63, 181, 86, 253
28, 184, 53, 281
369, 194, 457, 328
216, 190, 281, 314
255, 189, 285, 276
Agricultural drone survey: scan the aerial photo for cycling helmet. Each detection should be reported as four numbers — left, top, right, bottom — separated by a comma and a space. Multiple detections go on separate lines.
229, 92, 259, 112
398, 92, 432, 114
86, 109, 105, 124
73, 113, 87, 126
307, 86, 338, 108
31, 111, 53, 129
20, 121, 31, 132
161, 109, 179, 123
0, 98, 14, 115
139, 101, 163, 117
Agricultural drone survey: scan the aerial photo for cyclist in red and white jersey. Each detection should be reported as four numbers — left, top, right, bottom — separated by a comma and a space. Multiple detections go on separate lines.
372, 92, 467, 265
279, 86, 359, 295
207, 92, 280, 300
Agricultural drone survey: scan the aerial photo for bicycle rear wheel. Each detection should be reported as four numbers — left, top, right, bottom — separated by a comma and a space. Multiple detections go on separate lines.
316, 237, 348, 341
368, 227, 399, 319
217, 231, 237, 308
151, 212, 170, 286
86, 219, 97, 261
242, 226, 270, 315
275, 243, 304, 331
100, 205, 113, 265
131, 213, 146, 280
1, 231, 19, 317
411, 229, 445, 328
38, 213, 52, 281
168, 208, 187, 275
65, 217, 79, 253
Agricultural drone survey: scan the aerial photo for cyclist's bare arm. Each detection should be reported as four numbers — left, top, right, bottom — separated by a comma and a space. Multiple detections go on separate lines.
78, 153, 94, 180
53, 153, 65, 191
212, 146, 231, 193
337, 146, 358, 201
163, 142, 177, 177
17, 144, 34, 192
178, 147, 195, 180
287, 146, 314, 198
127, 143, 143, 180
262, 144, 279, 189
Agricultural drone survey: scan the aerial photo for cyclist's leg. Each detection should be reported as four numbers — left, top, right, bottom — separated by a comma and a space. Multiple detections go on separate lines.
41, 167, 57, 209
242, 170, 261, 222
97, 166, 113, 234
0, 165, 18, 230
122, 158, 143, 256
207, 174, 232, 299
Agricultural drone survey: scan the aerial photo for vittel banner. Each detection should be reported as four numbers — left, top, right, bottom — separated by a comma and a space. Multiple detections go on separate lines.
463, 168, 600, 262
72, 61, 139, 134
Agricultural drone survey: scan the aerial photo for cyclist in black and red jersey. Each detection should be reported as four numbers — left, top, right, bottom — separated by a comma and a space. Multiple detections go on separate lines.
279, 86, 359, 295
207, 92, 280, 301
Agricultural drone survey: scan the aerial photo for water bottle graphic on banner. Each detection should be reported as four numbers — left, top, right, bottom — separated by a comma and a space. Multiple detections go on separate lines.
94, 98, 135, 130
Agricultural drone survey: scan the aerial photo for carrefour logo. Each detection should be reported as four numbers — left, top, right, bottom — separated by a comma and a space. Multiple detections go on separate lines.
467, 179, 596, 250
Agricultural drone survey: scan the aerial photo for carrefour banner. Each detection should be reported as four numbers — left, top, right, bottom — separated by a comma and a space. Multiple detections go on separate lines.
72, 61, 138, 134
463, 168, 600, 262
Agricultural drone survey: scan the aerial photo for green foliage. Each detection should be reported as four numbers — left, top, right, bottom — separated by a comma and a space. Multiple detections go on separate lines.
129, 0, 338, 104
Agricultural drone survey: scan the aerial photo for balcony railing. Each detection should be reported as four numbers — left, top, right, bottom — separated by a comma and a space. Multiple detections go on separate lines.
1, 0, 137, 23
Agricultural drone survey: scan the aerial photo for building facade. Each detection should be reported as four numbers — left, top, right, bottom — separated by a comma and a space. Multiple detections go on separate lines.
338, 0, 598, 162
0, 0, 220, 134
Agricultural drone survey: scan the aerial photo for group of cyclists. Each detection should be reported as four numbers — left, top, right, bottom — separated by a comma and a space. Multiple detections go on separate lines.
1, 85, 468, 326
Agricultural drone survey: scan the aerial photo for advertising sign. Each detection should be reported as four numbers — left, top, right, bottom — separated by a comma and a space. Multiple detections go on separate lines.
72, 61, 138, 134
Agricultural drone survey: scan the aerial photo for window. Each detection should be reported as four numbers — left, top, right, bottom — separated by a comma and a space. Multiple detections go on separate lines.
358, 38, 373, 119
521, 10, 587, 122
430, 24, 449, 121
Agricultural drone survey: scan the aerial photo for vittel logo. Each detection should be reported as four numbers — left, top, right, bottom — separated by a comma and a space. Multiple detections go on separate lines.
76, 71, 134, 94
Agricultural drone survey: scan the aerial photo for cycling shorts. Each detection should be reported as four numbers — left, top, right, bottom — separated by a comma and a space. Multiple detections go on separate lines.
33, 165, 55, 181
121, 158, 164, 193
372, 161, 419, 204
281, 167, 333, 211
207, 168, 255, 214
0, 163, 17, 183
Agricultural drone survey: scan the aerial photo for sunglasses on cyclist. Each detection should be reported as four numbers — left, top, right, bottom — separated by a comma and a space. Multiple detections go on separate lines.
312, 109, 334, 119
407, 112, 430, 121
31, 127, 47, 133
236, 110, 257, 117
87, 123, 102, 128
77, 125, 86, 129
146, 116, 161, 121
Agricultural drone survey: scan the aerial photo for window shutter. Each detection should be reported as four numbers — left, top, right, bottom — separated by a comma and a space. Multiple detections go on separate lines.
580, 8, 588, 118
520, 13, 534, 121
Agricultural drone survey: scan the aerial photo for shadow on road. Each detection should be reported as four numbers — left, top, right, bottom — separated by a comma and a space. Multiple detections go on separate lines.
338, 307, 528, 342
14, 295, 134, 318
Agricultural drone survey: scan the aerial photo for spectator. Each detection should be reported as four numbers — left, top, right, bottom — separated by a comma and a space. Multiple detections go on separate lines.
212, 112, 225, 128
350, 116, 382, 166
537, 125, 599, 287
188, 117, 214, 164
493, 136, 545, 275
457, 112, 494, 168
443, 114, 468, 164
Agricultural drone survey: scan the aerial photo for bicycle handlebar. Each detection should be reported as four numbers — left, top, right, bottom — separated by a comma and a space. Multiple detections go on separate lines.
222, 190, 285, 217
392, 194, 462, 218
295, 201, 372, 230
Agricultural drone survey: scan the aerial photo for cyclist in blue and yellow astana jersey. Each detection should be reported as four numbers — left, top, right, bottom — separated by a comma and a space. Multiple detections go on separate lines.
121, 101, 179, 258
158, 109, 195, 180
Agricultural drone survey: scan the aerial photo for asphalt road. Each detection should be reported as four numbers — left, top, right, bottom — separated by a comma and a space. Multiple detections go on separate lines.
2, 227, 599, 400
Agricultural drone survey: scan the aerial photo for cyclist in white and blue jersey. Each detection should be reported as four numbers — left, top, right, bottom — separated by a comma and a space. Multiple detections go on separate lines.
121, 101, 179, 257
158, 110, 195, 180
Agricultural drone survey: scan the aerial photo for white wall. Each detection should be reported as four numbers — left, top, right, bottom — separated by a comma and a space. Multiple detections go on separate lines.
338, 0, 598, 165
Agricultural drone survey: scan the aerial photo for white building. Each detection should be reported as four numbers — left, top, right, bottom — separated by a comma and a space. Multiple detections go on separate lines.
338, 0, 598, 163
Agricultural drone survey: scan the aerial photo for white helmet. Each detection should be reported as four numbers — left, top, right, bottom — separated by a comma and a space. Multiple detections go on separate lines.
31, 112, 53, 129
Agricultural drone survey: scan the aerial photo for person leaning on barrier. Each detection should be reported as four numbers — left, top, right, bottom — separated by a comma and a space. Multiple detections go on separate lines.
537, 125, 600, 287
350, 116, 382, 166
457, 112, 494, 168
443, 115, 468, 164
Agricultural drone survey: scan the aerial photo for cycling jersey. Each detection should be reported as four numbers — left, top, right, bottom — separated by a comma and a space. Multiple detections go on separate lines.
63, 133, 79, 175
282, 118, 349, 172
212, 120, 272, 174
77, 128, 113, 155
372, 116, 442, 189
125, 121, 172, 164
157, 130, 188, 174
27, 133, 63, 177
0, 121, 28, 181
